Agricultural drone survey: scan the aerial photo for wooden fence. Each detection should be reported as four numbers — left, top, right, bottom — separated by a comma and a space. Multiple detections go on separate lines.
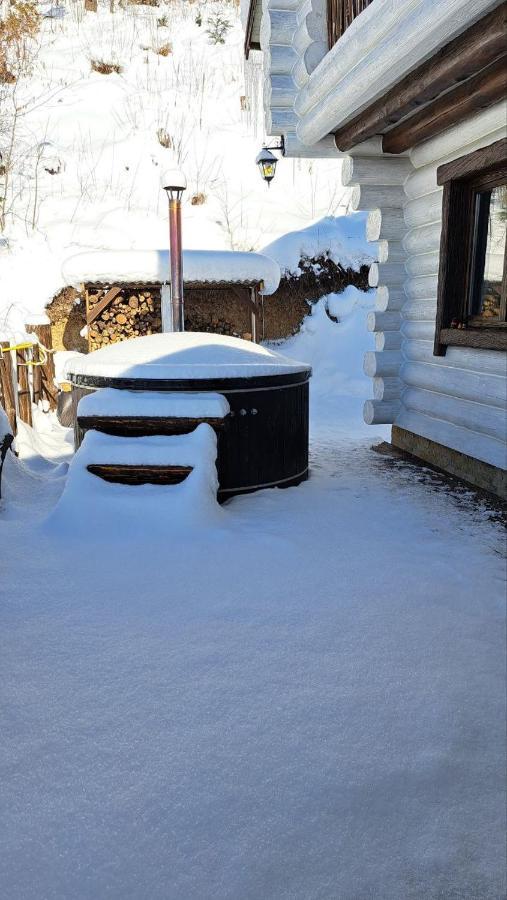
0, 323, 57, 436
327, 0, 373, 48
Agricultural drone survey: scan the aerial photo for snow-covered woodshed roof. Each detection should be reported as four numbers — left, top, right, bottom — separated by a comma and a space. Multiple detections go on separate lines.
62, 250, 281, 296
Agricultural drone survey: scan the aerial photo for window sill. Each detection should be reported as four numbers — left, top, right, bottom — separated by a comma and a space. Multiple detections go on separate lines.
439, 327, 507, 352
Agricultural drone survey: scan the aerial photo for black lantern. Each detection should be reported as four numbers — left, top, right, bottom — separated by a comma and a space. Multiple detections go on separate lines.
255, 138, 284, 186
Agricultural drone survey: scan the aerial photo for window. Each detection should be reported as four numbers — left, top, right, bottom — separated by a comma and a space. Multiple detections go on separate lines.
434, 139, 507, 355
327, 0, 374, 49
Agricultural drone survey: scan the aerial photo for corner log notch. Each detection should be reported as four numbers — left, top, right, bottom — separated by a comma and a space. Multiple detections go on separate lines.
333, 4, 507, 154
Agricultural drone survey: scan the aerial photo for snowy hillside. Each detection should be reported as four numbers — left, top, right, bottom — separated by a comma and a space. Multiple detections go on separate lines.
0, 0, 351, 340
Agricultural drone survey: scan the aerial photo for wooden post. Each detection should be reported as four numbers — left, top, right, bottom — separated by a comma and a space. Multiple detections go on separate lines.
25, 323, 57, 410
16, 346, 32, 425
250, 287, 258, 343
0, 342, 17, 435
32, 342, 42, 406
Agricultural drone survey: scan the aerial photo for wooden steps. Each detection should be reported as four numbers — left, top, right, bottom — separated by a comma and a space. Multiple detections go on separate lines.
86, 463, 192, 485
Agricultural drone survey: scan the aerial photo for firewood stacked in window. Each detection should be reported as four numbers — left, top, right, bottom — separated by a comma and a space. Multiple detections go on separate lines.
87, 287, 162, 351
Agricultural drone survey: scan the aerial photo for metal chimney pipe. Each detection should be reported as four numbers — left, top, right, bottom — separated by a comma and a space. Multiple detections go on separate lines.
160, 167, 186, 333
169, 196, 184, 332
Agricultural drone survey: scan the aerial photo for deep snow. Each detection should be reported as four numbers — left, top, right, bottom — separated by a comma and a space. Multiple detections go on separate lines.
1, 292, 505, 900
0, 0, 349, 341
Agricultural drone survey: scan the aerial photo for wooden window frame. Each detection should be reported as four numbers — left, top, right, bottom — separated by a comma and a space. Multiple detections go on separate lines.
434, 139, 507, 356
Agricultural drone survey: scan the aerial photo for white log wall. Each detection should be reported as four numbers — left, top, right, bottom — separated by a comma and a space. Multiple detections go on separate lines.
354, 103, 507, 470
397, 105, 507, 469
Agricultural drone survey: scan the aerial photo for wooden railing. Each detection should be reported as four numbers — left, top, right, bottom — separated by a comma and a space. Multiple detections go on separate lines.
327, 0, 374, 48
0, 324, 56, 436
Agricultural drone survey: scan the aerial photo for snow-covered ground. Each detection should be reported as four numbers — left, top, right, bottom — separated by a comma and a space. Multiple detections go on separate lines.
0, 0, 349, 340
1, 293, 505, 899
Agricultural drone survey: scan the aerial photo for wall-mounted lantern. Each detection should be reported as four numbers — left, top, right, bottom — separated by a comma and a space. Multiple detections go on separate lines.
255, 138, 284, 186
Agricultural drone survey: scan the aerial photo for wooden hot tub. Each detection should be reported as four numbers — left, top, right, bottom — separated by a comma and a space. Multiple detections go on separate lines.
65, 333, 311, 498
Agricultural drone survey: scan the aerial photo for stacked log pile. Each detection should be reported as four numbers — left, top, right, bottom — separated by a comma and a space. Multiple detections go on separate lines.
88, 288, 162, 351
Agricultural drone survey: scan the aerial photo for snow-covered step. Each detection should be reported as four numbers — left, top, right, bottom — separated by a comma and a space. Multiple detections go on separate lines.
76, 388, 230, 442
46, 424, 222, 533
80, 425, 217, 486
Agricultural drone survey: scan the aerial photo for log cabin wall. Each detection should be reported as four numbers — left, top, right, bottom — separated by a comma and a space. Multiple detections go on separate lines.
348, 101, 507, 476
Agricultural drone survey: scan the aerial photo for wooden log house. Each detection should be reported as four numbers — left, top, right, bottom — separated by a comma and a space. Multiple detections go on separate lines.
244, 0, 507, 498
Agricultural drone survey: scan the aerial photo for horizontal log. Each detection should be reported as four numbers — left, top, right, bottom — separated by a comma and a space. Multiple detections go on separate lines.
404, 190, 442, 229
403, 387, 506, 442
375, 331, 403, 351
410, 103, 505, 169
293, 10, 326, 55
342, 156, 412, 187
266, 107, 298, 134
403, 222, 442, 256
402, 360, 507, 408
404, 274, 438, 301
282, 132, 343, 158
369, 263, 406, 288
367, 310, 402, 333
363, 351, 402, 378
401, 321, 435, 342
405, 251, 439, 278
375, 286, 406, 312
363, 399, 401, 425
366, 208, 405, 242
395, 408, 506, 471
402, 299, 437, 321
351, 184, 406, 212
403, 338, 507, 376
265, 45, 298, 76
266, 9, 297, 44
404, 165, 439, 201
383, 56, 507, 155
376, 241, 405, 265
333, 6, 507, 152
373, 376, 402, 401
267, 75, 296, 108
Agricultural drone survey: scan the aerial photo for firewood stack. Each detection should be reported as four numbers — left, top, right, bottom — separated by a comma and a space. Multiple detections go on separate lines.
87, 288, 162, 351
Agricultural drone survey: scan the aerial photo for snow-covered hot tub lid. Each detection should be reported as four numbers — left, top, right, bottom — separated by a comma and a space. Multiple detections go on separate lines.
65, 332, 311, 390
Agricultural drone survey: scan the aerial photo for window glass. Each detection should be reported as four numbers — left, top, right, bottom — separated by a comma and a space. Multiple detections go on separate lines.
470, 185, 506, 320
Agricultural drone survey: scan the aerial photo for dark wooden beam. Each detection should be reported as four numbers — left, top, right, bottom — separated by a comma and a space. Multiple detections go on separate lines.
382, 55, 507, 155
244, 0, 260, 59
437, 137, 507, 185
333, 4, 507, 152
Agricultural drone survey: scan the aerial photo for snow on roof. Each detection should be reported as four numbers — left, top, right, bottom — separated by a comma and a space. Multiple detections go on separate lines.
62, 249, 281, 296
262, 213, 375, 276
78, 389, 230, 419
65, 332, 311, 381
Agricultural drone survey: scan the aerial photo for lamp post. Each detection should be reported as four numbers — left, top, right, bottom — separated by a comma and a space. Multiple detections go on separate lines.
161, 167, 187, 332
255, 138, 284, 186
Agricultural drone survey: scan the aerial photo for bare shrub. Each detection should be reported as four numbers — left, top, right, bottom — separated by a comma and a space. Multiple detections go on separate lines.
156, 127, 172, 149
154, 41, 172, 56
0, 0, 40, 83
91, 59, 123, 74
190, 192, 206, 206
